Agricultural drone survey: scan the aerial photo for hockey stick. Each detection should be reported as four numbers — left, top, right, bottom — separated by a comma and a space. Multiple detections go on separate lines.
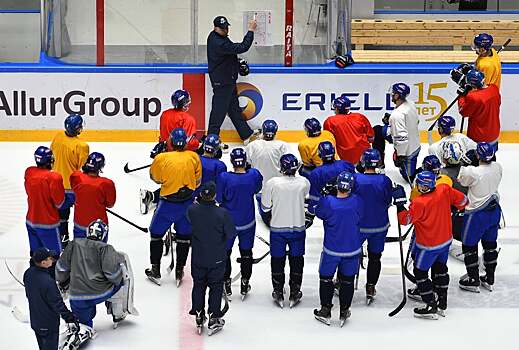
167, 230, 175, 274
232, 235, 271, 282
4, 259, 24, 287
403, 234, 416, 284
385, 224, 414, 243
388, 216, 407, 317
123, 163, 151, 174
107, 209, 148, 233
427, 94, 462, 145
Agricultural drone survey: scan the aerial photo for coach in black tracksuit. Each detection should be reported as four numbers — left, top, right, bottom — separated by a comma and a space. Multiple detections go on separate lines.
23, 247, 78, 350
207, 15, 257, 141
188, 181, 235, 319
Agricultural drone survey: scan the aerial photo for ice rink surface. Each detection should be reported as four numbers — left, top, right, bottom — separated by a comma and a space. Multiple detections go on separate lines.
1, 141, 518, 350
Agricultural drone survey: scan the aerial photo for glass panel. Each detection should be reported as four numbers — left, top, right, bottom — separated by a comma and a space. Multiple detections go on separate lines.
0, 0, 39, 10
499, 0, 519, 10
374, 0, 425, 11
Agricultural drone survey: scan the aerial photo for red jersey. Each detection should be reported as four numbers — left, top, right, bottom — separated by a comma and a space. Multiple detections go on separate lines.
458, 84, 501, 143
398, 184, 467, 248
323, 112, 374, 164
70, 171, 116, 229
159, 109, 200, 151
25, 167, 65, 226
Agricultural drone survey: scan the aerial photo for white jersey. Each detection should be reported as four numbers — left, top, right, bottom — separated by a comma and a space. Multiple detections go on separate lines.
389, 100, 421, 157
261, 175, 310, 232
246, 139, 288, 190
428, 133, 477, 164
458, 162, 502, 211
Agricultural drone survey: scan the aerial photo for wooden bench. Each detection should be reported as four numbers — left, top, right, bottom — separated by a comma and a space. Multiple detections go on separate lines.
351, 49, 519, 63
352, 19, 519, 50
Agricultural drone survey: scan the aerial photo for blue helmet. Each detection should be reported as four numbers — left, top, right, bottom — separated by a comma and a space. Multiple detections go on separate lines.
415, 171, 436, 193
230, 148, 247, 168
422, 155, 441, 174
171, 89, 191, 110
280, 153, 299, 175
466, 69, 485, 88
34, 146, 54, 166
83, 152, 105, 173
262, 119, 278, 139
361, 149, 381, 169
476, 142, 495, 162
64, 114, 83, 136
317, 141, 335, 162
304, 117, 321, 137
87, 219, 108, 241
170, 128, 188, 147
203, 134, 221, 154
332, 96, 351, 114
391, 83, 410, 99
437, 115, 456, 134
473, 33, 493, 50
336, 171, 354, 193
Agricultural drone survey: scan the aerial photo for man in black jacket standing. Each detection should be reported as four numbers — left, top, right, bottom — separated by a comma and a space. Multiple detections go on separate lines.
187, 181, 235, 336
23, 247, 78, 350
207, 15, 258, 145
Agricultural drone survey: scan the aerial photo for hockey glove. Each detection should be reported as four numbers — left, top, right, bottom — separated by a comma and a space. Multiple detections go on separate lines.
382, 112, 391, 125
305, 212, 315, 229
239, 58, 250, 76
392, 185, 407, 206
150, 141, 167, 159
450, 63, 472, 85
457, 84, 472, 96
320, 180, 338, 197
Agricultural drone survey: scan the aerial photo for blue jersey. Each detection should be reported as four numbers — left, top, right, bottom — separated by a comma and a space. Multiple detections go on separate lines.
217, 168, 263, 229
354, 173, 392, 233
315, 194, 363, 255
308, 160, 354, 214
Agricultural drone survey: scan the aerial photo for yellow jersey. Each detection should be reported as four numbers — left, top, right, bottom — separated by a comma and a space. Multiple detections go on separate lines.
410, 174, 453, 201
298, 130, 336, 167
150, 150, 202, 197
50, 131, 89, 190
476, 48, 501, 89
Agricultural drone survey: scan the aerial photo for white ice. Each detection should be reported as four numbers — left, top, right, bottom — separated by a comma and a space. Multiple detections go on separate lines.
1, 142, 518, 350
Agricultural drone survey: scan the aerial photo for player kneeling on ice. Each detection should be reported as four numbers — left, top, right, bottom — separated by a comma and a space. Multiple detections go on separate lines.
458, 142, 502, 293
393, 172, 468, 319
187, 182, 235, 335
24, 247, 78, 350
261, 154, 310, 308
314, 171, 362, 327
217, 148, 263, 299
56, 220, 139, 348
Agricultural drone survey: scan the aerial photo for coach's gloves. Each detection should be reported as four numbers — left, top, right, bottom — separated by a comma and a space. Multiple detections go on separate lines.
305, 211, 315, 229
392, 185, 407, 207
239, 58, 250, 76
150, 141, 167, 159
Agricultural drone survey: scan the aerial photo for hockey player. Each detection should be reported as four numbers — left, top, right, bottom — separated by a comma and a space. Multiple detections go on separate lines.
298, 117, 336, 179
393, 172, 468, 319
323, 96, 374, 165
458, 69, 501, 152
261, 154, 310, 308
25, 146, 73, 256
473, 33, 502, 89
387, 83, 421, 184
410, 155, 453, 200
428, 115, 476, 164
354, 149, 392, 305
314, 171, 362, 326
246, 119, 288, 224
195, 134, 227, 194
51, 113, 89, 247
56, 220, 138, 348
306, 141, 355, 224
187, 182, 235, 335
145, 128, 202, 286
217, 148, 263, 299
458, 142, 502, 292
24, 247, 78, 350
70, 152, 116, 240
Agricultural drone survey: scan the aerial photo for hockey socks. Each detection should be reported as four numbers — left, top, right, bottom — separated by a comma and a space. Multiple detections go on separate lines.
367, 252, 382, 285
338, 274, 354, 310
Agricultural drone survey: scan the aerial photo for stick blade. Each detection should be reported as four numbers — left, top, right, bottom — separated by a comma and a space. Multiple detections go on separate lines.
388, 298, 406, 317
123, 163, 130, 173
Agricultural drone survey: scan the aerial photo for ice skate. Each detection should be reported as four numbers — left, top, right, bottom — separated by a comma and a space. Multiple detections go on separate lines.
407, 286, 422, 301
459, 275, 480, 293
480, 275, 494, 292
224, 278, 232, 297
59, 324, 95, 350
195, 311, 206, 335
240, 279, 251, 301
366, 283, 376, 305
339, 307, 351, 327
139, 189, 153, 215
145, 264, 161, 286
112, 313, 127, 329
313, 305, 331, 326
207, 316, 225, 336
272, 290, 284, 309
175, 266, 184, 287
289, 289, 302, 308
413, 303, 439, 320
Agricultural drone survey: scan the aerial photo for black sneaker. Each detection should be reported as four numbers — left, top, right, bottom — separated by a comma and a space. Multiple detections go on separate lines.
314, 305, 332, 326
407, 286, 422, 301
459, 275, 480, 293
480, 275, 494, 292
414, 303, 439, 320
224, 278, 232, 297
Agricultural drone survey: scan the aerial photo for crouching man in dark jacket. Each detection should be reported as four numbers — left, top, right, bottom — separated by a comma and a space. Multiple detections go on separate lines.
187, 181, 235, 336
24, 247, 78, 350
